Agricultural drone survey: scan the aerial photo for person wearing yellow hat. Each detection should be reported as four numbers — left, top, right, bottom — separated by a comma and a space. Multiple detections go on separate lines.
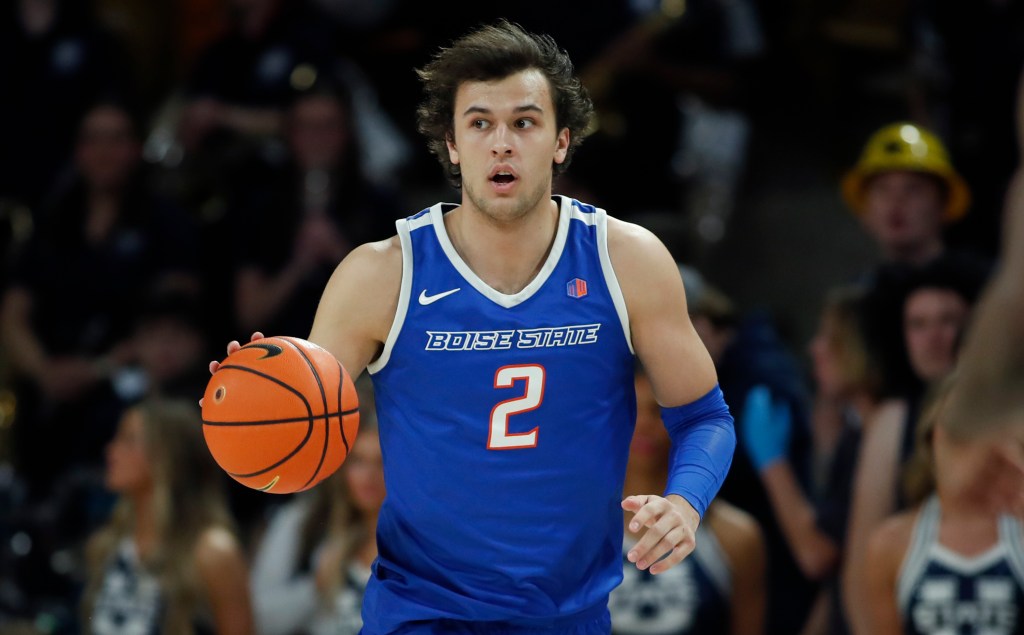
842, 122, 971, 267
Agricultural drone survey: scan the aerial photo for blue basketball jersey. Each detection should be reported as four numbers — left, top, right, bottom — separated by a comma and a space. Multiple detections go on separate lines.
362, 196, 637, 632
609, 524, 731, 635
898, 496, 1024, 635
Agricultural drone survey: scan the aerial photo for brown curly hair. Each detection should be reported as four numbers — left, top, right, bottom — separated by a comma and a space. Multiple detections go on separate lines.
415, 19, 594, 189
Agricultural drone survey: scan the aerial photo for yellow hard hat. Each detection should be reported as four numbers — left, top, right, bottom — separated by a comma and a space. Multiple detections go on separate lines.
841, 122, 970, 222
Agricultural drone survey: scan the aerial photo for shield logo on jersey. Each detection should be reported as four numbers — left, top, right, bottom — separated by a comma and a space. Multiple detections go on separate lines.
566, 278, 588, 298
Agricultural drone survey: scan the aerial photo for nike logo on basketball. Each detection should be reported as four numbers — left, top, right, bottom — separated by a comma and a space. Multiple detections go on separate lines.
419, 288, 461, 305
245, 343, 284, 359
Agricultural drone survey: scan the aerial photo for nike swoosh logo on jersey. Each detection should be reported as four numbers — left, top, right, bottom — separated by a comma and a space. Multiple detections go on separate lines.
419, 288, 461, 305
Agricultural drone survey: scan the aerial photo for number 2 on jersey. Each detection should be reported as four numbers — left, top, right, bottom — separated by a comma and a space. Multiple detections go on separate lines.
488, 364, 545, 450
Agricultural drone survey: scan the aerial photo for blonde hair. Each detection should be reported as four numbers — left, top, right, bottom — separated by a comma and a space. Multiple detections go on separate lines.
901, 372, 958, 507
821, 286, 882, 399
81, 399, 234, 633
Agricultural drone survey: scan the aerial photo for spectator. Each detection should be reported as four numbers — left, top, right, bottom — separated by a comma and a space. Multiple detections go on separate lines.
842, 260, 987, 635
248, 377, 378, 635
741, 285, 881, 635
681, 265, 816, 634
864, 373, 1024, 634
229, 82, 403, 339
0, 0, 134, 210
0, 100, 198, 500
308, 404, 383, 635
840, 121, 991, 398
80, 398, 254, 634
609, 364, 765, 635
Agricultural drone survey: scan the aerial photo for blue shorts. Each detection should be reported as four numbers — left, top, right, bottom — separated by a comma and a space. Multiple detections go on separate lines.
362, 610, 611, 635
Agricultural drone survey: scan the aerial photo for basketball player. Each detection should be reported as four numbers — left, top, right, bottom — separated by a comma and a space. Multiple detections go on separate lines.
215, 20, 734, 634
941, 69, 1024, 517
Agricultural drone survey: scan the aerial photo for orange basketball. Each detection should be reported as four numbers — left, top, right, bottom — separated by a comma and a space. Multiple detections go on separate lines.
201, 336, 359, 494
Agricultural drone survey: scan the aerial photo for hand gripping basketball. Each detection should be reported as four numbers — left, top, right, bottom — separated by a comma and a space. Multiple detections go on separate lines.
201, 335, 359, 494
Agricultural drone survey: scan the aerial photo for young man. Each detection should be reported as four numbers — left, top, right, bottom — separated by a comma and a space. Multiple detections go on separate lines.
218, 21, 734, 633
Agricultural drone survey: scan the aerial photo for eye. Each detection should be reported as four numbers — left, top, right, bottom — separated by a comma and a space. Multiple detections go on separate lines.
515, 118, 535, 129
472, 119, 490, 130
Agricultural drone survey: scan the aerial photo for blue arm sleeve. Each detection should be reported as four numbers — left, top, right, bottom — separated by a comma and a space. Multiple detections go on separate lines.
661, 385, 736, 518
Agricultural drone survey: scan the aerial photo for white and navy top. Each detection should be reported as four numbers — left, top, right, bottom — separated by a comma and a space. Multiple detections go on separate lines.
609, 524, 731, 635
898, 495, 1024, 635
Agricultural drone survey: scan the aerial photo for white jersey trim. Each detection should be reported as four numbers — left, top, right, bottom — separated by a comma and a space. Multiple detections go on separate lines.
431, 198, 571, 309
367, 218, 415, 374
595, 207, 635, 354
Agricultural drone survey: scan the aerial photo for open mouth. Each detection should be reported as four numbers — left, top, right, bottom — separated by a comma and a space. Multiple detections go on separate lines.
491, 172, 516, 184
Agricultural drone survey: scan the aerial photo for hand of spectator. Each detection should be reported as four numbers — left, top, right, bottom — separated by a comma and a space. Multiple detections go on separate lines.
39, 356, 103, 400
294, 215, 350, 267
621, 493, 699, 575
740, 385, 792, 472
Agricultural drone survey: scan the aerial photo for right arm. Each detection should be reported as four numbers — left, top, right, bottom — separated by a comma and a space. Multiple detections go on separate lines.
306, 237, 403, 380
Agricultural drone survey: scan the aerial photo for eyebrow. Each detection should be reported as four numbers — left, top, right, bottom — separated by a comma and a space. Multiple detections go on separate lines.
461, 104, 545, 118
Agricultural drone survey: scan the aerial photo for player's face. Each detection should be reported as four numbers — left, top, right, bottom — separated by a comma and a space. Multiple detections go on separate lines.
861, 171, 945, 255
344, 429, 385, 514
447, 69, 570, 224
903, 287, 969, 382
104, 409, 154, 495
629, 374, 671, 469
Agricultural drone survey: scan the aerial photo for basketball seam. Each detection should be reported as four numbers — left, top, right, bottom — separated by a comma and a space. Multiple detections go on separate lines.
211, 364, 317, 479
202, 408, 359, 426
279, 337, 331, 491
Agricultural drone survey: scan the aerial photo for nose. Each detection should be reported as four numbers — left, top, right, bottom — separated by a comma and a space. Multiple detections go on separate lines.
491, 124, 513, 156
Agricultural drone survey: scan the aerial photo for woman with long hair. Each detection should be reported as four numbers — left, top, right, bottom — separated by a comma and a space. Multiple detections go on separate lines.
80, 398, 254, 634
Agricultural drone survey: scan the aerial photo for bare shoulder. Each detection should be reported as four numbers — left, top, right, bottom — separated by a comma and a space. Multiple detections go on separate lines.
309, 236, 403, 375
605, 216, 686, 304
864, 398, 908, 435
868, 509, 916, 565
194, 526, 246, 569
194, 524, 244, 561
606, 216, 676, 273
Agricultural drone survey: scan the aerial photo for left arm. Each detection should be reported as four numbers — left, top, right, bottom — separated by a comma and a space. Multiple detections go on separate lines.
196, 527, 255, 635
609, 218, 734, 574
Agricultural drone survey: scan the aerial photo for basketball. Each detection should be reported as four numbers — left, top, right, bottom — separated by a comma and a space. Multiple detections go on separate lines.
201, 336, 359, 494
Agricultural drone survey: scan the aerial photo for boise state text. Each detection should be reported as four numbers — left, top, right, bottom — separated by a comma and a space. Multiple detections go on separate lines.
424, 323, 601, 351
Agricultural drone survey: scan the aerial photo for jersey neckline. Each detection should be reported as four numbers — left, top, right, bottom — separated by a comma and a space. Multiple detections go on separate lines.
429, 196, 572, 309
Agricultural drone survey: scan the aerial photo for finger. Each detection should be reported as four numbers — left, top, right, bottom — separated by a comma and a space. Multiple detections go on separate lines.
624, 496, 662, 533
226, 340, 241, 355
631, 517, 693, 570
621, 494, 650, 515
649, 534, 695, 575
251, 331, 265, 342
209, 360, 220, 375
198, 397, 205, 408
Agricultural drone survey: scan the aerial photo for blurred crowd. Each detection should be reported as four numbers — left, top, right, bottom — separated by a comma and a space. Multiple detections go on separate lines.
0, 0, 1022, 633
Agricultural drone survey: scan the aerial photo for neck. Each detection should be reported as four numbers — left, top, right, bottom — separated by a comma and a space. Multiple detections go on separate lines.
445, 197, 559, 294
885, 238, 944, 267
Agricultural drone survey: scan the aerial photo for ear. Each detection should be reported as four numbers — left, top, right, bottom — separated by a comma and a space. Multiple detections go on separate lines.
553, 128, 570, 165
446, 134, 460, 166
